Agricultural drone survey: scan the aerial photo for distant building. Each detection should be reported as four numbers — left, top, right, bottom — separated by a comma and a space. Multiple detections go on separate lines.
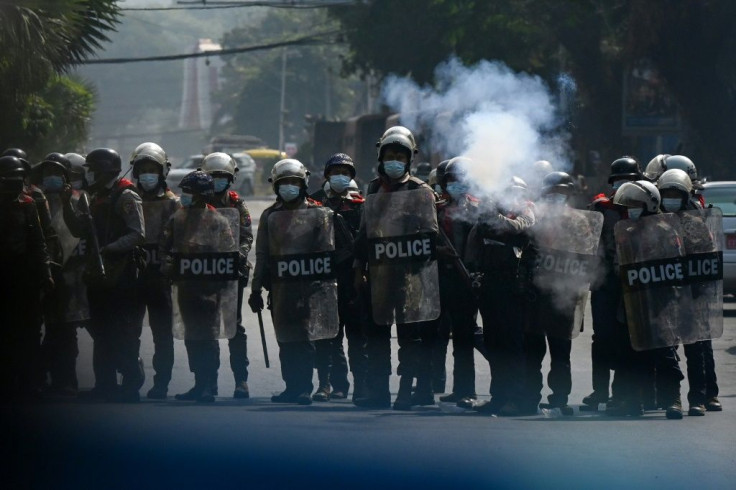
178, 38, 223, 131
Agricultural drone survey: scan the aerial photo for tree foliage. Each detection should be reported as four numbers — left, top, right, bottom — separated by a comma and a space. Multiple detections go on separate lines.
329, 0, 736, 177
0, 0, 120, 157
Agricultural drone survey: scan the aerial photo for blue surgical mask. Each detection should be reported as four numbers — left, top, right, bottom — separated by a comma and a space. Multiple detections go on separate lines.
138, 173, 160, 192
662, 198, 682, 213
86, 171, 95, 185
383, 160, 406, 179
71, 180, 84, 190
213, 177, 229, 193
42, 175, 64, 192
446, 182, 468, 200
180, 193, 193, 207
278, 184, 301, 202
627, 208, 643, 220
329, 175, 351, 193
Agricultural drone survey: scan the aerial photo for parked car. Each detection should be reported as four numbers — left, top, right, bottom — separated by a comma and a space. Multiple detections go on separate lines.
699, 181, 736, 294
166, 152, 256, 196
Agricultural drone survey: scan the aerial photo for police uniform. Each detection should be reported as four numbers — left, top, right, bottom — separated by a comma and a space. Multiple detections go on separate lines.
466, 200, 535, 415
132, 186, 180, 397
64, 178, 145, 401
436, 193, 486, 403
309, 188, 367, 400
0, 193, 52, 396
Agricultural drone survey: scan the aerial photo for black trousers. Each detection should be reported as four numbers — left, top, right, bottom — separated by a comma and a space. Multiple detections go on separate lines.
524, 333, 572, 406
314, 288, 366, 393
278, 340, 315, 395
439, 269, 485, 397
477, 279, 525, 406
184, 339, 220, 389
41, 269, 80, 390
132, 271, 173, 388
228, 279, 249, 385
87, 279, 143, 394
589, 278, 621, 398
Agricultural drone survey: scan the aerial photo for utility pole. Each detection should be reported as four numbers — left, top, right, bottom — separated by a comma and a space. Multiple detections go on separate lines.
278, 48, 287, 152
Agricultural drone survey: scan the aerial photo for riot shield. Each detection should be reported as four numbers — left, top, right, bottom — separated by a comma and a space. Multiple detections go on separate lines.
141, 200, 180, 271
171, 207, 239, 340
268, 207, 339, 342
530, 208, 603, 339
47, 193, 80, 266
60, 235, 90, 323
677, 208, 723, 341
365, 188, 441, 325
615, 214, 691, 351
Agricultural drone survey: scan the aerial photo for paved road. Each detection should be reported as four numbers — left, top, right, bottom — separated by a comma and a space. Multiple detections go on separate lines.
3, 198, 735, 489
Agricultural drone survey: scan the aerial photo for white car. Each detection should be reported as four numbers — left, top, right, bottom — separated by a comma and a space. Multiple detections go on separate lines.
166, 153, 256, 196
700, 181, 736, 294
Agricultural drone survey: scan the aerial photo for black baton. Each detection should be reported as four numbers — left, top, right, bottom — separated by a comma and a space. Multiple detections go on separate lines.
257, 310, 270, 368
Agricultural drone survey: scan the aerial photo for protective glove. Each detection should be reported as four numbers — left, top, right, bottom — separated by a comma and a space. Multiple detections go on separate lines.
248, 290, 264, 312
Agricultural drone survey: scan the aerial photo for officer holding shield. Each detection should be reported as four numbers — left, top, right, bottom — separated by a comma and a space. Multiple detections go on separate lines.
249, 159, 346, 405
352, 126, 441, 411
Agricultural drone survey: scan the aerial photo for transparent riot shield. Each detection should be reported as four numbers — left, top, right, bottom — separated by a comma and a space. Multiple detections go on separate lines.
615, 214, 691, 351
268, 207, 339, 342
677, 208, 724, 341
172, 207, 239, 340
60, 236, 90, 323
141, 200, 180, 272
47, 193, 80, 266
530, 207, 603, 339
365, 188, 441, 325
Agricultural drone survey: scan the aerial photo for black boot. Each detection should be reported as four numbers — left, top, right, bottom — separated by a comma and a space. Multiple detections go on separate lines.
665, 397, 683, 420
393, 376, 414, 411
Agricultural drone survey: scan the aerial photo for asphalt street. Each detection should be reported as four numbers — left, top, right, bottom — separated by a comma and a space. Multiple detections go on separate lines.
2, 198, 735, 489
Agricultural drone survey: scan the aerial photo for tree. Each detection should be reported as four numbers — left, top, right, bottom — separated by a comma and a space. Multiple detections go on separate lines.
0, 0, 120, 157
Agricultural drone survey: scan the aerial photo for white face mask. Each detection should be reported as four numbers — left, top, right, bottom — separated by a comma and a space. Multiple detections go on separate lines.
662, 198, 682, 212
627, 208, 643, 220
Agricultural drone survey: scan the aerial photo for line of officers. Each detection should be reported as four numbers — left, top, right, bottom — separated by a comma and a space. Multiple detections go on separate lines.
0, 127, 723, 419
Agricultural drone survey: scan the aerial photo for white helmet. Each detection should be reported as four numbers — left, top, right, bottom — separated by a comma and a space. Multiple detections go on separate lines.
63, 152, 86, 168
663, 155, 698, 182
376, 125, 418, 163
269, 158, 309, 192
201, 152, 238, 182
644, 154, 669, 181
657, 169, 692, 195
533, 160, 554, 177
131, 143, 169, 178
614, 180, 661, 213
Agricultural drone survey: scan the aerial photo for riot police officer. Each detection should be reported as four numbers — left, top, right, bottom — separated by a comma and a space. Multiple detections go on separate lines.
309, 153, 367, 402
352, 126, 440, 410
467, 177, 535, 416
583, 157, 642, 410
130, 143, 180, 399
613, 180, 685, 418
249, 159, 346, 405
435, 157, 486, 408
34, 153, 83, 396
200, 152, 253, 399
62, 148, 145, 402
0, 156, 53, 398
161, 171, 234, 403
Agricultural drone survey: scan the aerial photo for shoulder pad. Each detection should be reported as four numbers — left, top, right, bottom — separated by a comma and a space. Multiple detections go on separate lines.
118, 178, 135, 190
228, 190, 240, 205
307, 197, 323, 207
348, 194, 365, 204
19, 194, 35, 204
466, 194, 480, 204
205, 203, 216, 211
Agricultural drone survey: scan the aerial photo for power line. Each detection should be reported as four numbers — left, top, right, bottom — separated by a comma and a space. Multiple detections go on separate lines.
80, 31, 340, 64
121, 1, 355, 11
